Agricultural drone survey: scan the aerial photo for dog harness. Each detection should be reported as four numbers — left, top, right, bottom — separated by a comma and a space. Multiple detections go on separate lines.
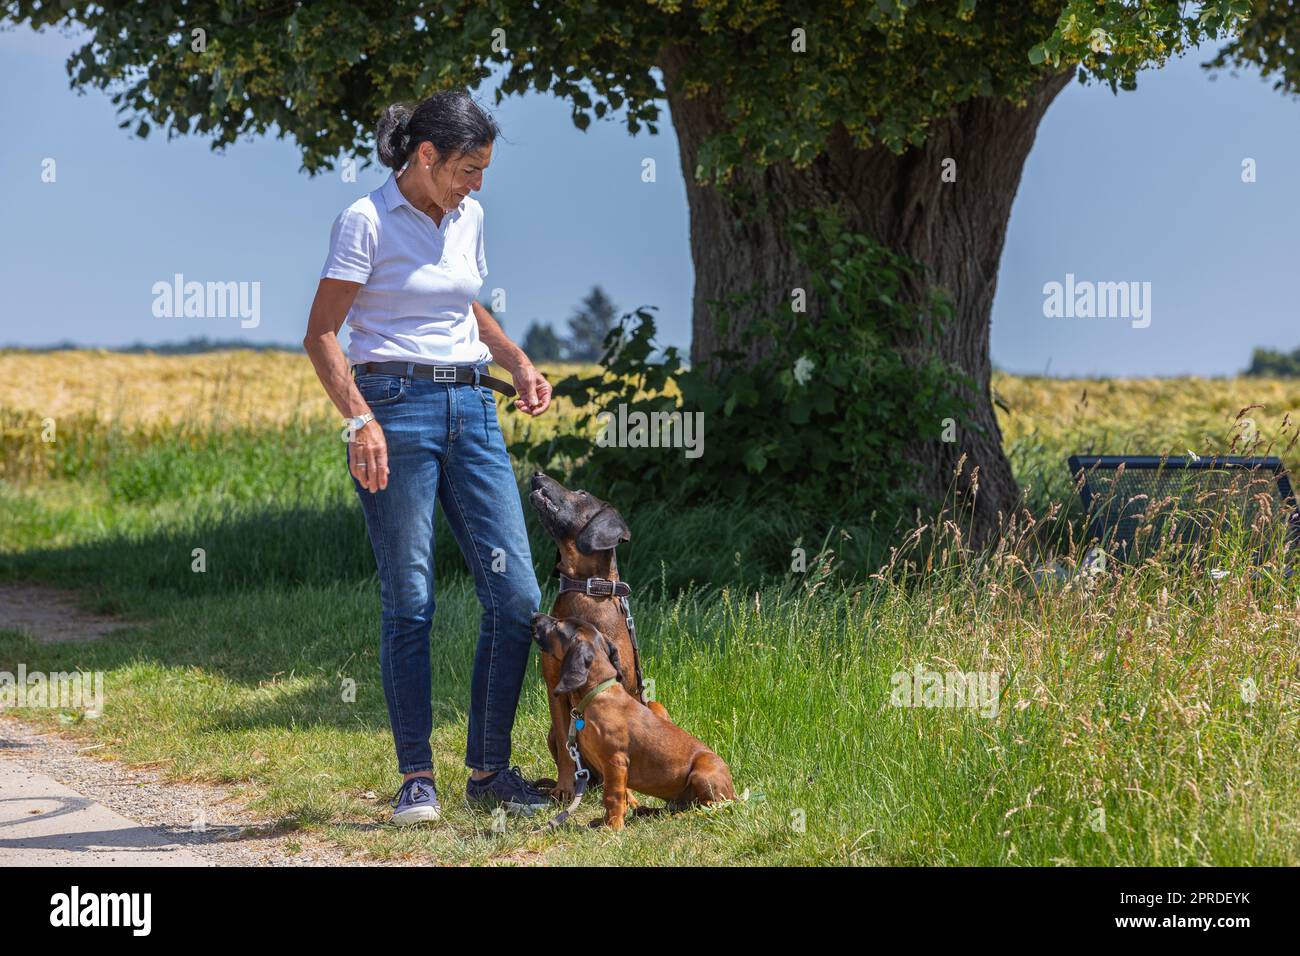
554, 564, 647, 704
546, 676, 620, 829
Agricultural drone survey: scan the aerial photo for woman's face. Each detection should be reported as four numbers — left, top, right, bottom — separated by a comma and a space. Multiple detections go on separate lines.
416, 141, 492, 212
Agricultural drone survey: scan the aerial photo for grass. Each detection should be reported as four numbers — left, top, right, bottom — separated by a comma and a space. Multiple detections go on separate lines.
1, 350, 1298, 864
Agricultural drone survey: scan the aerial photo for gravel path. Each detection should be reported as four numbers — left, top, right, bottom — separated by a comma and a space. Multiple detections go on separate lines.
0, 716, 389, 867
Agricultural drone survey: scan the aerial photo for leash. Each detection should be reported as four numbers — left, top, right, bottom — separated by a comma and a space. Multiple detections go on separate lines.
554, 558, 646, 704
546, 676, 619, 829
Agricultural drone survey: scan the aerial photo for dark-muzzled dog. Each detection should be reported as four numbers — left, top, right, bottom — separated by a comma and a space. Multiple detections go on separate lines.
527, 472, 670, 802
531, 613, 735, 829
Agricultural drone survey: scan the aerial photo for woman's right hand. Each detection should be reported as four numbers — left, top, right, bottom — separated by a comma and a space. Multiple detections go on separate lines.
304, 278, 391, 493
349, 418, 390, 492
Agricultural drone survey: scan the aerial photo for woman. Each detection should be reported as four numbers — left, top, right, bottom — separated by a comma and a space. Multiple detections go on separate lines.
304, 90, 552, 825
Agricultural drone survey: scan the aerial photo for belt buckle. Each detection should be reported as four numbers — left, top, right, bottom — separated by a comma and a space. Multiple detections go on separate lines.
584, 577, 612, 596
432, 366, 457, 383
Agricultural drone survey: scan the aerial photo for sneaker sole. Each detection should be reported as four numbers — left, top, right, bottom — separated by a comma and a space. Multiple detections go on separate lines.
392, 805, 441, 825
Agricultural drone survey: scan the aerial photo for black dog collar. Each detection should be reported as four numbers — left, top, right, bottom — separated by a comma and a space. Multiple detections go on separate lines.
555, 569, 631, 598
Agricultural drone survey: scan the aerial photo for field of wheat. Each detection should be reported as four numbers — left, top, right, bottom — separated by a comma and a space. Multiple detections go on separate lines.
4, 348, 1294, 436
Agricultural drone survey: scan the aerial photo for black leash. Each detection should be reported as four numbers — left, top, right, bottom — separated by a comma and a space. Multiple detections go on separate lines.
544, 676, 618, 829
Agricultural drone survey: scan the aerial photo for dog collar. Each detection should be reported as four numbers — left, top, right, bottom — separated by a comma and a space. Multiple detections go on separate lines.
574, 677, 620, 718
555, 570, 630, 598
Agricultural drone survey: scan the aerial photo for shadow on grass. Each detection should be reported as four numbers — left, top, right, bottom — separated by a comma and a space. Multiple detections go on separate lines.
0, 493, 862, 615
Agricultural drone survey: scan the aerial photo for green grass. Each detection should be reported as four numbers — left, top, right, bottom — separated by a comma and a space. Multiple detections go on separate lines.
4, 557, 1295, 864
2, 389, 1298, 864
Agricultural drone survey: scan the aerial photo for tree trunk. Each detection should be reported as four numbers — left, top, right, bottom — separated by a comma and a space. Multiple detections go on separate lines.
658, 46, 1073, 543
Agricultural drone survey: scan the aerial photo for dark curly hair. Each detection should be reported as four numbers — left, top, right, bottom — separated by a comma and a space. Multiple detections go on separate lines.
375, 90, 501, 172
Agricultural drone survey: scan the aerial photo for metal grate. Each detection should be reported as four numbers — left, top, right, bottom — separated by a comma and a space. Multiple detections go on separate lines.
1067, 455, 1299, 561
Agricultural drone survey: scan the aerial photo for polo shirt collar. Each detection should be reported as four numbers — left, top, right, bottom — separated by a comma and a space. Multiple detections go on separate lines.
381, 172, 464, 221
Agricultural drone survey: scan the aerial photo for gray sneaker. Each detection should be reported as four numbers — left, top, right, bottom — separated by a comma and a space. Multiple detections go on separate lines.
465, 766, 551, 814
390, 776, 441, 825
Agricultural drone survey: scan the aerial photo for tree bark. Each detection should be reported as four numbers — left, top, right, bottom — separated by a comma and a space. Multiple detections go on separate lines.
658, 45, 1073, 543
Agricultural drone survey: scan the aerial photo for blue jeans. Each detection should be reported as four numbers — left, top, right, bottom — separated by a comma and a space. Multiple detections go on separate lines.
349, 365, 542, 775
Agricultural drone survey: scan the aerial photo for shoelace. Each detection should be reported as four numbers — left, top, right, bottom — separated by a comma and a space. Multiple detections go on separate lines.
390, 777, 435, 808
501, 766, 545, 800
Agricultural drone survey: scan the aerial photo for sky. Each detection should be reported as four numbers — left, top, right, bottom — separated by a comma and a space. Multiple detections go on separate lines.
2, 23, 1298, 377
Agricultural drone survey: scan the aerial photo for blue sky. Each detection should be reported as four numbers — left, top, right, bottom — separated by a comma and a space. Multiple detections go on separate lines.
2, 23, 1298, 377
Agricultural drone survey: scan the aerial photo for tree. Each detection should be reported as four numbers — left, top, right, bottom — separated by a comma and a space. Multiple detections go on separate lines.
10, 0, 1265, 540
522, 321, 565, 362
564, 286, 618, 362
1245, 346, 1300, 378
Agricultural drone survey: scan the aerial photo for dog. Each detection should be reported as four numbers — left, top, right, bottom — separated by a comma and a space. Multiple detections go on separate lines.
531, 613, 736, 829
527, 472, 671, 802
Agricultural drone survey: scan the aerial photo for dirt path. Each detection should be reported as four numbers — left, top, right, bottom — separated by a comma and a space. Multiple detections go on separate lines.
0, 582, 388, 866
0, 756, 211, 866
0, 582, 134, 643
0, 717, 387, 866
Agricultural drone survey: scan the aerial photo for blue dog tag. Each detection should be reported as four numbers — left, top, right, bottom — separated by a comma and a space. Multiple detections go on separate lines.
575, 718, 585, 730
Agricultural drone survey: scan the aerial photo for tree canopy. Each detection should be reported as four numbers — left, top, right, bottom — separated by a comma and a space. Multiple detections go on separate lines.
7, 1, 1261, 180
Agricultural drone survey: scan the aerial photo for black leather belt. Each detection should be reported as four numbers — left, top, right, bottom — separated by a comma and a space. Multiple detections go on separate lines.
351, 361, 517, 398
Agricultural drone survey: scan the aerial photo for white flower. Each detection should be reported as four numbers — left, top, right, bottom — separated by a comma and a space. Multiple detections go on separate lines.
793, 355, 815, 385
1089, 28, 1109, 54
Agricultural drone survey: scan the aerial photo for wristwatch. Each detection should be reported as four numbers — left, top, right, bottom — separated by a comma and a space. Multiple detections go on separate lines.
344, 412, 375, 433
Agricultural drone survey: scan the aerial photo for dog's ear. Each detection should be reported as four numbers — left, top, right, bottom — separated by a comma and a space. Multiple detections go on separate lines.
576, 507, 631, 554
553, 640, 595, 695
600, 634, 624, 684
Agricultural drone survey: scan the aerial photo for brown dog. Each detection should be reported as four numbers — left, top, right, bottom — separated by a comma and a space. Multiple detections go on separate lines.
531, 613, 735, 829
528, 473, 671, 801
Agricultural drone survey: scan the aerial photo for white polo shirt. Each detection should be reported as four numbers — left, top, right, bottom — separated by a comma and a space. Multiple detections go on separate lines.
320, 172, 492, 366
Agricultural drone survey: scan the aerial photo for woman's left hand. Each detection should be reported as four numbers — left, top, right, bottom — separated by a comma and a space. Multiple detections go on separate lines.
511, 363, 552, 416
